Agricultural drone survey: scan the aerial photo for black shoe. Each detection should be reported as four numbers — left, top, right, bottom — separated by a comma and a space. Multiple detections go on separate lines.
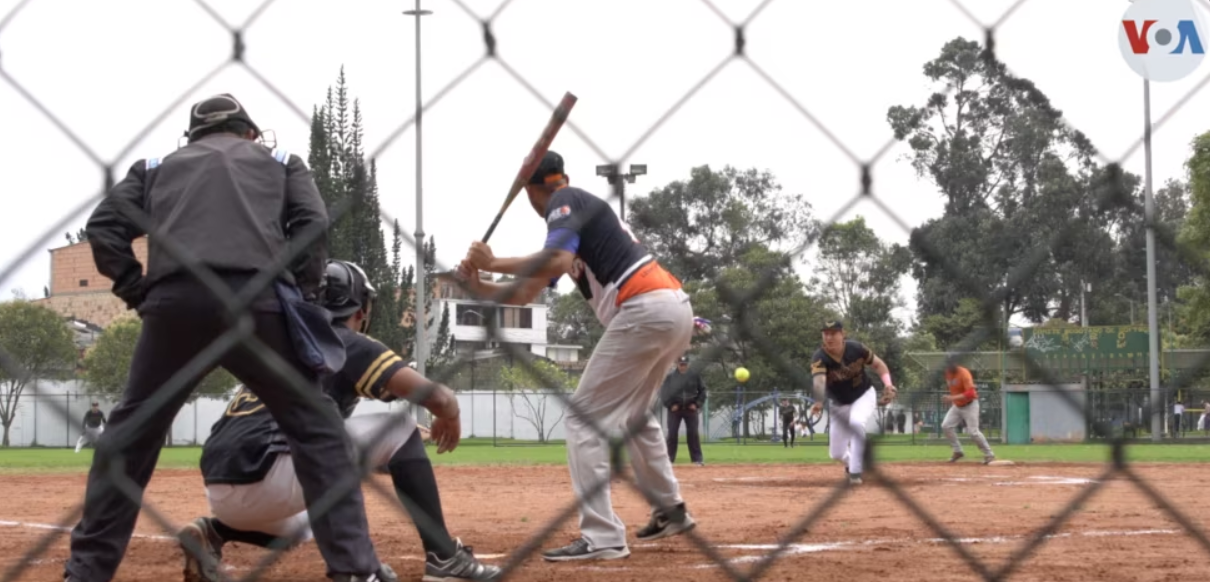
178, 517, 225, 582
542, 538, 630, 562
333, 564, 399, 582
424, 539, 502, 581
635, 502, 697, 542
948, 451, 965, 463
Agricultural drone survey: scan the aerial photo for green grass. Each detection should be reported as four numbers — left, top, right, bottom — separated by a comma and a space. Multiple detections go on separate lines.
3, 438, 1206, 473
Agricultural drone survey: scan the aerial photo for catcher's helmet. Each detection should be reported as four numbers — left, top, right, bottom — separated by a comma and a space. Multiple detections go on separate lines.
323, 259, 376, 319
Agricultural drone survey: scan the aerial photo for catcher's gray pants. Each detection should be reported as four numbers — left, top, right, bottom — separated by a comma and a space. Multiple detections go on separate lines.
65, 278, 380, 582
942, 400, 994, 456
565, 289, 693, 550
206, 411, 416, 541
75, 426, 103, 452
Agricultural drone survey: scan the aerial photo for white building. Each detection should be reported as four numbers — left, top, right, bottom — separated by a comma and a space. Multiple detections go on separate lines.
430, 277, 581, 365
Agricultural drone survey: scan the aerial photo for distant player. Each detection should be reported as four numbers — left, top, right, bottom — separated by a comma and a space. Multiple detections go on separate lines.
178, 259, 501, 582
942, 360, 995, 464
779, 399, 796, 448
808, 321, 897, 485
457, 150, 698, 562
74, 402, 106, 453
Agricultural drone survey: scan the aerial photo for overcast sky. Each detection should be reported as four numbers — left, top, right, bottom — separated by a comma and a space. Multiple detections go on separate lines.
2, 0, 1208, 329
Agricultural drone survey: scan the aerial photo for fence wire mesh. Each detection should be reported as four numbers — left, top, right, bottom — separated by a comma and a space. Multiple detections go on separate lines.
2, 0, 1210, 581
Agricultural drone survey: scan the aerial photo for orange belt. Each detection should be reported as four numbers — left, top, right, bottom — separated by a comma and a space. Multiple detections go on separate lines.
615, 261, 682, 306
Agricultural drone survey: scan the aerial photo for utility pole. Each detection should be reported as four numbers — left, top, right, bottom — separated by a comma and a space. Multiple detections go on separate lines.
596, 163, 647, 221
404, 0, 432, 380
1144, 77, 1162, 442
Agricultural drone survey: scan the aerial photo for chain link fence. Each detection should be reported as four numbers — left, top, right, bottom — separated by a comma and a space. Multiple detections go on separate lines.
3, 0, 1210, 581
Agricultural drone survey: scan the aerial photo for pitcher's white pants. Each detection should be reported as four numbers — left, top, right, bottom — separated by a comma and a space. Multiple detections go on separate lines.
204, 411, 416, 542
75, 426, 104, 453
565, 289, 694, 550
828, 388, 876, 475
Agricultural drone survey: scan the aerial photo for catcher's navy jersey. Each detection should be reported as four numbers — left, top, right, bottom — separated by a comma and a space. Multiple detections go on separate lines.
543, 186, 681, 326
810, 340, 875, 405
200, 326, 405, 485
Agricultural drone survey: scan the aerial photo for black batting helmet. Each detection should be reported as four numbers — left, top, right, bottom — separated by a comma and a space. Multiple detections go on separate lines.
529, 150, 565, 185
323, 259, 376, 319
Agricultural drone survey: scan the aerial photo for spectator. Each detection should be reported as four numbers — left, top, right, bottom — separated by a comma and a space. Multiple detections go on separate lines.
660, 355, 707, 465
1197, 400, 1208, 432
896, 409, 906, 434
1173, 400, 1185, 437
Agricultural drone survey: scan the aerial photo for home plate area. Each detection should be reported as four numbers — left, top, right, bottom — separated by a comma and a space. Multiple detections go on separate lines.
1, 463, 1207, 581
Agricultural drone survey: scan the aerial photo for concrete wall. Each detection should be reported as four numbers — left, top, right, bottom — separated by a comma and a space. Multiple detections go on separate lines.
1002, 383, 1087, 443
3, 380, 578, 447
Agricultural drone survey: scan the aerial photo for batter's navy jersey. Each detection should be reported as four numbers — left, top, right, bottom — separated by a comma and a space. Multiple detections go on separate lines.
810, 340, 875, 405
200, 326, 405, 485
543, 186, 681, 326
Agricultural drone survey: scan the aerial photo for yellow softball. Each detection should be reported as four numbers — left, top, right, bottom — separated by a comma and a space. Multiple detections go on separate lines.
735, 367, 750, 383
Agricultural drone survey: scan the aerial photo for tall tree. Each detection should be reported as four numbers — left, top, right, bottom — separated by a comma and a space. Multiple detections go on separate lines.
1176, 130, 1210, 341
0, 302, 78, 447
811, 216, 912, 387
689, 244, 836, 416
627, 165, 818, 283
887, 37, 1130, 345
307, 68, 405, 352
82, 317, 236, 403
428, 302, 454, 371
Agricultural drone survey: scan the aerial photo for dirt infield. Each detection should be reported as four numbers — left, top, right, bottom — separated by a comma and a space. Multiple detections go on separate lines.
2, 461, 1208, 581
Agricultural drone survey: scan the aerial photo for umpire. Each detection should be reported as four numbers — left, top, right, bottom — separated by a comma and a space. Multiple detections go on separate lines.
65, 94, 388, 582
661, 355, 707, 465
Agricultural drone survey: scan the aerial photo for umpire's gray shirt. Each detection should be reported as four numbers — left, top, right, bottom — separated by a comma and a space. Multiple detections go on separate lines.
86, 134, 329, 308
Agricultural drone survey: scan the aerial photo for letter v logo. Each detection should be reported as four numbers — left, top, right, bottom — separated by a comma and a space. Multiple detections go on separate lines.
1123, 19, 1157, 53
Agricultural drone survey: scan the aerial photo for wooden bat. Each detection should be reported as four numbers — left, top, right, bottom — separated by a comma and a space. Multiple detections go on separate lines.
481, 91, 578, 242
435, 91, 578, 281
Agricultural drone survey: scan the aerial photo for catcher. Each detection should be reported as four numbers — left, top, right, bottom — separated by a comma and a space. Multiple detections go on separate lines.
179, 259, 501, 582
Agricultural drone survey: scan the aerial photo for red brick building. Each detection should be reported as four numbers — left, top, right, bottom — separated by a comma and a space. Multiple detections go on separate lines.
34, 237, 149, 329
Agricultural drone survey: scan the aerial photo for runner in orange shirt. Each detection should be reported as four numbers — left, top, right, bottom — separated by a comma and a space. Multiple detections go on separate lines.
942, 360, 995, 464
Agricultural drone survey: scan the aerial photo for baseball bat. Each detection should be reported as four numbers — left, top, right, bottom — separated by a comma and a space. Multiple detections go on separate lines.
481, 91, 578, 242
435, 91, 578, 281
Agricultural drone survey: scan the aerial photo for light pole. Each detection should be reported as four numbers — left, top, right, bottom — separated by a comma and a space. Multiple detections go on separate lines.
596, 163, 647, 221
404, 1, 432, 381
1143, 76, 1163, 441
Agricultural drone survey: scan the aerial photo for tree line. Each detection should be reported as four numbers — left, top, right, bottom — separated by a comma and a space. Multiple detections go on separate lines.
5, 38, 1210, 445
547, 37, 1210, 408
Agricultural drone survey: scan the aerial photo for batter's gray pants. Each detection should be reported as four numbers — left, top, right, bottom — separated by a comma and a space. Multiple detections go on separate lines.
565, 289, 694, 550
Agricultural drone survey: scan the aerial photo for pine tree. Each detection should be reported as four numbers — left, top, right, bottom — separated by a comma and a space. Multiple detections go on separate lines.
428, 302, 453, 371
306, 67, 406, 353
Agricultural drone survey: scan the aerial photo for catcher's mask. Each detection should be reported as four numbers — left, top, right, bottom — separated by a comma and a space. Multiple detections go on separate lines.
323, 259, 377, 332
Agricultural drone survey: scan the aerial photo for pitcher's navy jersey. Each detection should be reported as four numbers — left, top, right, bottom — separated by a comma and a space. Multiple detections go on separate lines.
200, 326, 405, 485
809, 340, 875, 405
543, 186, 681, 326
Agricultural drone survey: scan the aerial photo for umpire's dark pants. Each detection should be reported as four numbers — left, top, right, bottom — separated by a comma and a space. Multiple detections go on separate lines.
666, 407, 703, 463
65, 276, 380, 582
782, 420, 795, 447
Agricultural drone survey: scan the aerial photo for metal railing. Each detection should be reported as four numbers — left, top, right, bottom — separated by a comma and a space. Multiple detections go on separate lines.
3, 0, 1210, 581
